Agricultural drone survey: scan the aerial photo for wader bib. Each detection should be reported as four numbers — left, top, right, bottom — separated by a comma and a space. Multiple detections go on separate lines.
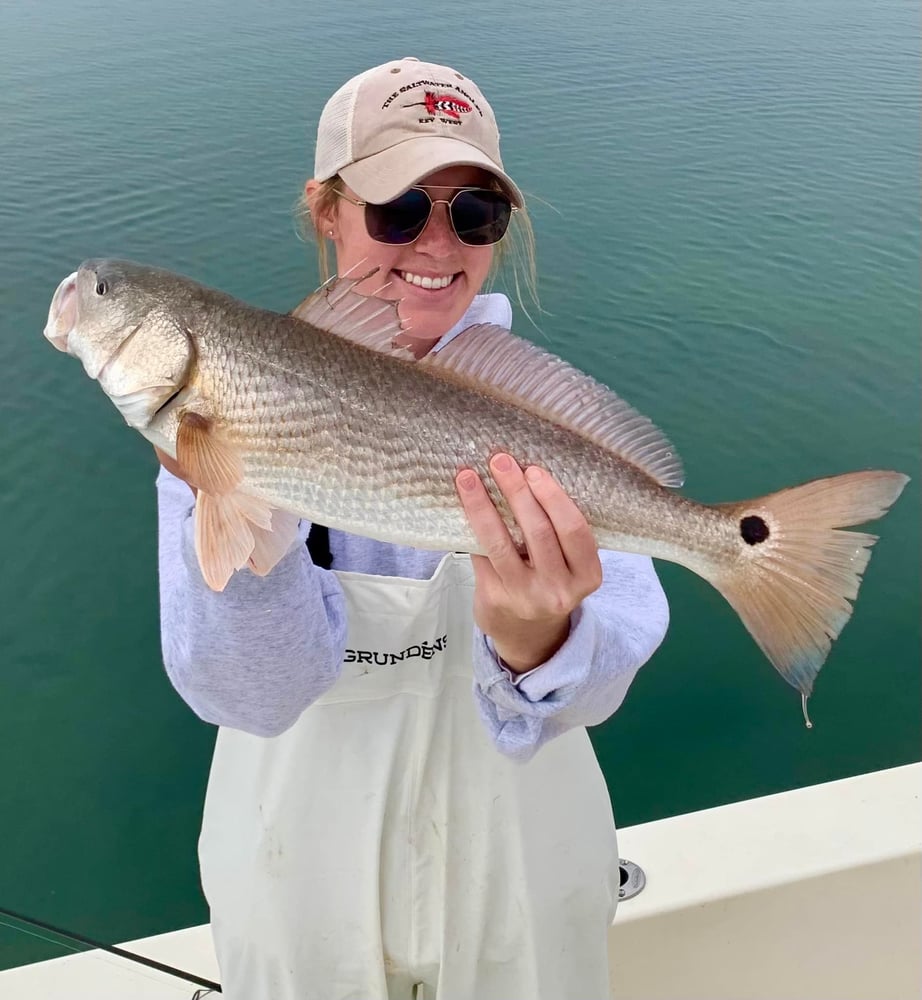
200, 554, 619, 1000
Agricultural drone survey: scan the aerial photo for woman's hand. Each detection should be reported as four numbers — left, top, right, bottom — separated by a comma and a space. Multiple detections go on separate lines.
456, 454, 603, 674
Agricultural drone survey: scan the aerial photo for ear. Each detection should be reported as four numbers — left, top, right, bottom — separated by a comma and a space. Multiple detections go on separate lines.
305, 178, 337, 236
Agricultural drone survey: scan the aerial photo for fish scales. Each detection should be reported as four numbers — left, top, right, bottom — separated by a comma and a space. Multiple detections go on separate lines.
195, 300, 696, 558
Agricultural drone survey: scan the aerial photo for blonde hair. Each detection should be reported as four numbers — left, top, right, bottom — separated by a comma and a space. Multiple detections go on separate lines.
296, 177, 343, 286
295, 177, 540, 318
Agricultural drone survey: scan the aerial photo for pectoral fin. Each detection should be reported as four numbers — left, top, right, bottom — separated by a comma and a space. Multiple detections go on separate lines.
176, 412, 244, 495
178, 411, 295, 589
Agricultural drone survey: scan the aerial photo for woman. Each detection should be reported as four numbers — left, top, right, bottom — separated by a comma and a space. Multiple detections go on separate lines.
157, 57, 669, 1000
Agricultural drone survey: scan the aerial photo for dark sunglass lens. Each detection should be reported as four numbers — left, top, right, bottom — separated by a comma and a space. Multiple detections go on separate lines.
365, 189, 432, 245
451, 190, 512, 246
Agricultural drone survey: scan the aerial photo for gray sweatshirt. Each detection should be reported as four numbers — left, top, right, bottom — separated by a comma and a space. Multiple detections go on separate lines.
157, 295, 670, 761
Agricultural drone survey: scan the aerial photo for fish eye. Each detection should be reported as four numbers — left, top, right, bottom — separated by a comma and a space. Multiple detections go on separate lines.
95, 279, 109, 295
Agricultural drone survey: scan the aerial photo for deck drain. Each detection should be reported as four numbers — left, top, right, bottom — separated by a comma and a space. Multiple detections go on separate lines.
618, 858, 646, 900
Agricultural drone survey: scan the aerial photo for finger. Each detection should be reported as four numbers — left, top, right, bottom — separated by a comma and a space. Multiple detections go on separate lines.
523, 466, 601, 586
489, 454, 567, 576
469, 552, 500, 593
456, 467, 528, 585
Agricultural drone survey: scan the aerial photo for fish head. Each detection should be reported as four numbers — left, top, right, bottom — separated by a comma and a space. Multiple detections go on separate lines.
45, 259, 195, 429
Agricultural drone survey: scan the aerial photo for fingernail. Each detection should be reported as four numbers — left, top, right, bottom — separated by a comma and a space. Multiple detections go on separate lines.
492, 454, 513, 473
458, 471, 478, 492
525, 466, 543, 483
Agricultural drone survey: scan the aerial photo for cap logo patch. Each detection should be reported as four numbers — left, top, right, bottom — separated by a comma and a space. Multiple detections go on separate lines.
406, 92, 472, 119
381, 79, 484, 128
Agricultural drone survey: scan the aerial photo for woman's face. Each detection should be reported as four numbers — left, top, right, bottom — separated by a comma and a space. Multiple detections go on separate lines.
307, 165, 496, 346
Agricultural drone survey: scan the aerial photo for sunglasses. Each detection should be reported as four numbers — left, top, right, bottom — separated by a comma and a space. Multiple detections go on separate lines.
335, 185, 516, 247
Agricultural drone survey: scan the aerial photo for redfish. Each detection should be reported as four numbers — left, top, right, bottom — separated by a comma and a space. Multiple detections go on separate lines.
44, 259, 909, 723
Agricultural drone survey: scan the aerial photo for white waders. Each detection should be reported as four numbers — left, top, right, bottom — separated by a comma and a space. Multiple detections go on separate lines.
200, 554, 619, 1000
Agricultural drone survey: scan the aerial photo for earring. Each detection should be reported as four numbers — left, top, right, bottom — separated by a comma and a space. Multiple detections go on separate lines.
327, 230, 335, 238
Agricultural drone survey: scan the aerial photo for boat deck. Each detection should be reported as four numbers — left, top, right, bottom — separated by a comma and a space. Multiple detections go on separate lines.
2, 763, 919, 999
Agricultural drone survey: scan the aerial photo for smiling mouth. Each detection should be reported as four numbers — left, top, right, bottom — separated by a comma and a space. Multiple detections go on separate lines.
396, 270, 458, 290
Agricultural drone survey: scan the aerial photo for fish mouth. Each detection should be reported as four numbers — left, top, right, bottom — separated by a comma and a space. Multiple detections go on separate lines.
44, 271, 79, 352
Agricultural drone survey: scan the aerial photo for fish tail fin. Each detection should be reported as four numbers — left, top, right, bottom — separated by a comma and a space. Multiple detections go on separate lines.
705, 470, 908, 720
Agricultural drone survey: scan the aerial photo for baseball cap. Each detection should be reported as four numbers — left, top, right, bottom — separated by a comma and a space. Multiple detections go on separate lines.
314, 57, 523, 207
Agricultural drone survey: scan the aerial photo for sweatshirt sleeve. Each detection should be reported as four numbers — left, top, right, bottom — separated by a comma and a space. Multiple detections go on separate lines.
470, 550, 669, 761
156, 467, 348, 737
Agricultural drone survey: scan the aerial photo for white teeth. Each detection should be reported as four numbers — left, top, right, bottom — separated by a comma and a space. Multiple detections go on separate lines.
398, 271, 455, 290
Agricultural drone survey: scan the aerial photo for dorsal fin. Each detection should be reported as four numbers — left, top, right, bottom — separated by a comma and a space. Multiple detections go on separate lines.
422, 324, 685, 487
291, 277, 684, 487
290, 270, 416, 359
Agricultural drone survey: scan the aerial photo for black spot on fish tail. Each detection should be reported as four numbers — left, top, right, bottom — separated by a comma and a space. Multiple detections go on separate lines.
740, 514, 770, 545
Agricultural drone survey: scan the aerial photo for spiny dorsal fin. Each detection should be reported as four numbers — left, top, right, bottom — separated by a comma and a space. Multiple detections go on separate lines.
293, 278, 684, 487
290, 270, 416, 359
423, 324, 685, 488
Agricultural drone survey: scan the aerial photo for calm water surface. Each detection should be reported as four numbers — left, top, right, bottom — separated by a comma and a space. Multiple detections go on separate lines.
1, 0, 918, 969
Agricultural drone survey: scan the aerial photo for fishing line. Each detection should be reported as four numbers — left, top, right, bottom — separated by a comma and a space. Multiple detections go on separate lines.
0, 916, 86, 955
0, 905, 222, 992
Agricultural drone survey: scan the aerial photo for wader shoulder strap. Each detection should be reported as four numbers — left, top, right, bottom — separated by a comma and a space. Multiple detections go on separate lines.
306, 522, 333, 569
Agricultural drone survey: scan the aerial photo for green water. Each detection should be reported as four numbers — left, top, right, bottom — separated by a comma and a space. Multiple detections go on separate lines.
1, 0, 918, 971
